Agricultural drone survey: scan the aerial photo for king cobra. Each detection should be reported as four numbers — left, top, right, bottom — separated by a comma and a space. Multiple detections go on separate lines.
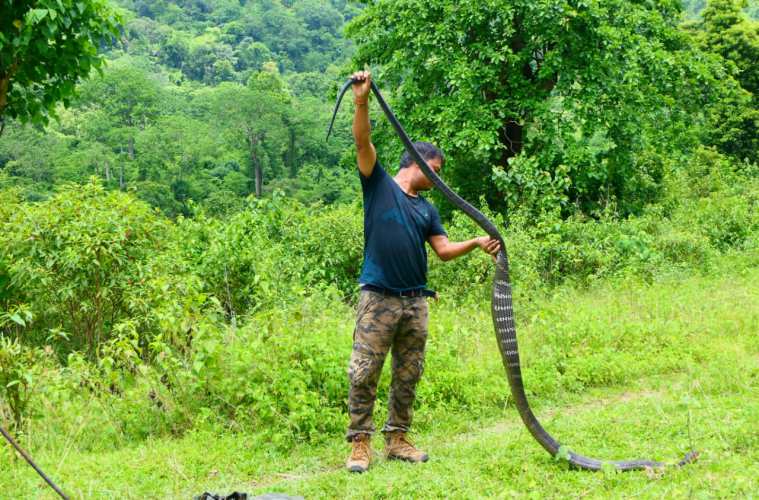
327, 77, 698, 471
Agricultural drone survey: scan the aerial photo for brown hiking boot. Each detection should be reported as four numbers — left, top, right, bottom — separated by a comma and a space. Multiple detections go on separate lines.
384, 431, 429, 463
346, 433, 372, 473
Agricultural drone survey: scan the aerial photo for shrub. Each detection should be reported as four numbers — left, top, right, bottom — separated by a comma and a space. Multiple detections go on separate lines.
0, 189, 22, 311
688, 194, 758, 251
178, 290, 352, 443
185, 198, 307, 318
281, 201, 363, 297
187, 193, 363, 319
0, 180, 168, 354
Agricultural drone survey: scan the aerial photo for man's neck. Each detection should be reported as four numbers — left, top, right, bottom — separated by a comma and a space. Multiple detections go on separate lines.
394, 171, 418, 197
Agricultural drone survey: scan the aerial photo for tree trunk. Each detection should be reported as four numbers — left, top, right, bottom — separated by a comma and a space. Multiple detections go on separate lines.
288, 128, 297, 177
127, 136, 135, 160
119, 163, 125, 190
0, 63, 19, 124
104, 160, 111, 182
485, 84, 525, 169
254, 156, 263, 198
248, 132, 263, 197
501, 119, 524, 160
0, 76, 8, 116
0, 78, 9, 137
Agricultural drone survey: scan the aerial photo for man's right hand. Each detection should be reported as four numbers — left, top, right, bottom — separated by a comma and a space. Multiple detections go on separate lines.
351, 70, 372, 104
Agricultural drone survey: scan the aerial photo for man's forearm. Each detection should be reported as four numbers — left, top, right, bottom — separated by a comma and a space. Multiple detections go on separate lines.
438, 238, 480, 261
352, 100, 371, 149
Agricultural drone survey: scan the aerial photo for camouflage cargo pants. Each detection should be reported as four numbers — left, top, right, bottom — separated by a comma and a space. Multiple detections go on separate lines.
346, 289, 429, 441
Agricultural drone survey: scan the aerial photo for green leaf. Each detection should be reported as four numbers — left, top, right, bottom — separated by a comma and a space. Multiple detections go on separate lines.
25, 9, 49, 25
9, 313, 25, 326
45, 21, 58, 36
36, 39, 49, 54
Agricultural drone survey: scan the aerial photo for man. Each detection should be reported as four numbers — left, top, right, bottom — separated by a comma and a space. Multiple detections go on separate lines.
346, 70, 501, 473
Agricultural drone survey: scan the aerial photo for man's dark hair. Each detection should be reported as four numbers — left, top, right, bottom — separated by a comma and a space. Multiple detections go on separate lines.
399, 142, 445, 169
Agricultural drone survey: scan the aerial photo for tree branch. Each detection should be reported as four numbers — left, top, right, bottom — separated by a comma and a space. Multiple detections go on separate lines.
0, 76, 10, 116
0, 62, 20, 124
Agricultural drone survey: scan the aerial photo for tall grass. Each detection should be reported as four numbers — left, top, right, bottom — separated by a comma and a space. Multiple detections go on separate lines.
1, 258, 756, 497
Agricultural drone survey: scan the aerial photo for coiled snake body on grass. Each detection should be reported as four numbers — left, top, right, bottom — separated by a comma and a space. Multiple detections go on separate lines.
327, 78, 698, 471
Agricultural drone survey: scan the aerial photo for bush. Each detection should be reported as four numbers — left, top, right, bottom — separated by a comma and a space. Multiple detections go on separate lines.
687, 194, 758, 251
427, 205, 507, 299
186, 193, 363, 320
281, 201, 363, 297
184, 198, 308, 318
0, 180, 168, 354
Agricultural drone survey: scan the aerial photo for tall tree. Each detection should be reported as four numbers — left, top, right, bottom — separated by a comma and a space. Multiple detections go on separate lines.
197, 77, 289, 197
0, 0, 120, 129
701, 0, 759, 96
689, 0, 759, 163
346, 0, 731, 216
76, 64, 163, 184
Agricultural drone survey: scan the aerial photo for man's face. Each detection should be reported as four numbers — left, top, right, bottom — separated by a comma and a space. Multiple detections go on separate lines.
413, 156, 442, 191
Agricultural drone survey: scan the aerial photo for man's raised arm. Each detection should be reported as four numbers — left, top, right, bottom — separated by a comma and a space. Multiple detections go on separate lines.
351, 70, 377, 178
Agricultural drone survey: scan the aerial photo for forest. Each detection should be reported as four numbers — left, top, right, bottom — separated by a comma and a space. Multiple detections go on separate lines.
1, 0, 758, 497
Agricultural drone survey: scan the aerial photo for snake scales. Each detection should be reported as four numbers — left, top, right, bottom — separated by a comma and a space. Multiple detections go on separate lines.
327, 78, 698, 471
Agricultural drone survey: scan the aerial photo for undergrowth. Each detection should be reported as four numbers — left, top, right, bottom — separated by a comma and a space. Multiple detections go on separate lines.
0, 260, 756, 497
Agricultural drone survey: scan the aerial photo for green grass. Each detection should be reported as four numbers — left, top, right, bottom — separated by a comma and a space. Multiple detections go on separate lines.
2, 260, 757, 498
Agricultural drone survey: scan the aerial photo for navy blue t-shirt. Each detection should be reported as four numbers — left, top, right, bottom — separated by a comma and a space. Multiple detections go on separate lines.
358, 160, 446, 291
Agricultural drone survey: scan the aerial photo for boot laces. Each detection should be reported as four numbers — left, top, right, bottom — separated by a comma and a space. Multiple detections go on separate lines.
394, 434, 417, 453
351, 435, 370, 461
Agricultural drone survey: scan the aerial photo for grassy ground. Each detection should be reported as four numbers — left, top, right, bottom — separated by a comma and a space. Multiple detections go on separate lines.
2, 261, 757, 498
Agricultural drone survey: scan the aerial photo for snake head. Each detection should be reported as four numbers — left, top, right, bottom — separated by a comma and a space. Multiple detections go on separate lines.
677, 450, 700, 466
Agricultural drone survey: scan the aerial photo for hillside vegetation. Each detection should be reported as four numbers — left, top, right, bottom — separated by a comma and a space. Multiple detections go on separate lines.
0, 0, 757, 497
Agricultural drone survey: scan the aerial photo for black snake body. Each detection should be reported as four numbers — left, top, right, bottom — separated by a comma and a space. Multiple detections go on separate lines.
328, 78, 698, 471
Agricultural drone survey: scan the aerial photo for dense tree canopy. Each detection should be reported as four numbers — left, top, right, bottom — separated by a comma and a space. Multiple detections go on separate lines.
683, 0, 759, 18
0, 0, 756, 218
0, 1, 358, 213
116, 0, 358, 75
346, 0, 751, 218
0, 0, 120, 127
686, 0, 759, 163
